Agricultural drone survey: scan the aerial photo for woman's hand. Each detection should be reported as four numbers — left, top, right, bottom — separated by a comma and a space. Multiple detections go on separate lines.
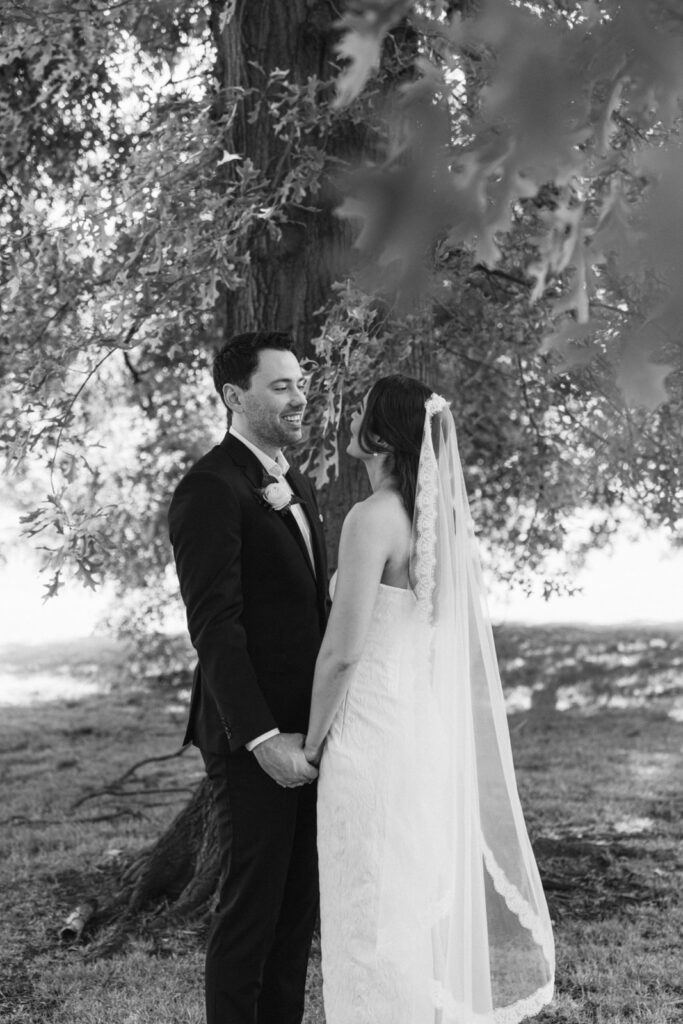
253, 733, 318, 787
304, 740, 323, 767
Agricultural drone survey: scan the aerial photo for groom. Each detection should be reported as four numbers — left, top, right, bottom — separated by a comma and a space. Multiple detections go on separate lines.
168, 331, 329, 1024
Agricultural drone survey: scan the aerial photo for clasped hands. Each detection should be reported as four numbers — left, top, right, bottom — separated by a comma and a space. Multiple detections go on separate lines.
253, 732, 323, 788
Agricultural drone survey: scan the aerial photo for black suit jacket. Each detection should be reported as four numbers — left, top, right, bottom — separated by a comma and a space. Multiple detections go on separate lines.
168, 432, 329, 755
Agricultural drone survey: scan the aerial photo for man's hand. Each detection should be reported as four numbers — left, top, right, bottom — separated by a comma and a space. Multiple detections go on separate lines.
252, 732, 319, 788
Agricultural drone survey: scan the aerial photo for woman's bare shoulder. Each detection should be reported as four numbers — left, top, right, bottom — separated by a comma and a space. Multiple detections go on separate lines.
343, 490, 409, 534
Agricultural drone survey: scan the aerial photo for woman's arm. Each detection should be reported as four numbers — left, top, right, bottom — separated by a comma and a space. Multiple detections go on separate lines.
304, 498, 392, 761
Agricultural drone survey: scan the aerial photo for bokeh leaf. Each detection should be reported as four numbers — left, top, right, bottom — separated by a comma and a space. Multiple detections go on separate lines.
333, 0, 413, 108
617, 329, 674, 411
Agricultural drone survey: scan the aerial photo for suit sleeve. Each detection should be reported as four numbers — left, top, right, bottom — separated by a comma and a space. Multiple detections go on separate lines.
168, 469, 277, 751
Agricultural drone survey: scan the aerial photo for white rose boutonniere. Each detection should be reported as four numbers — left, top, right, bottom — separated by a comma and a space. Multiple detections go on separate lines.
257, 473, 301, 515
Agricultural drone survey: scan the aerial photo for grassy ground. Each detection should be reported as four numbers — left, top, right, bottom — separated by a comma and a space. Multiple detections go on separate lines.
1, 624, 682, 1024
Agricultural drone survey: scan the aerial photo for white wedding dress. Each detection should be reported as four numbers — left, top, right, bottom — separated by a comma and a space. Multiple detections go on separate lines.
316, 566, 554, 1024
317, 573, 423, 1024
316, 391, 554, 1024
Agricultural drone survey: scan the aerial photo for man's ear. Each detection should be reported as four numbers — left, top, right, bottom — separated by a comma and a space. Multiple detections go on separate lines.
222, 382, 242, 413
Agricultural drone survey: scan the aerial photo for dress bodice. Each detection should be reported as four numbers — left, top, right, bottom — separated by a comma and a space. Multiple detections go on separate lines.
328, 570, 416, 677
328, 569, 413, 602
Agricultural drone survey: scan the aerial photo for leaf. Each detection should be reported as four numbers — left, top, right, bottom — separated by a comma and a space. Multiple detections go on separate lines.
43, 571, 64, 601
632, 143, 683, 280
335, 196, 374, 250
198, 269, 219, 310
591, 179, 638, 267
334, 30, 382, 109
616, 329, 673, 410
478, 164, 539, 268
610, 0, 683, 128
333, 0, 413, 109
597, 77, 625, 156
552, 242, 591, 324
539, 321, 596, 369
528, 201, 585, 304
75, 560, 99, 592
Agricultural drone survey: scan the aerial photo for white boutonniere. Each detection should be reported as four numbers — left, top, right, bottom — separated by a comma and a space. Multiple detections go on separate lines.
256, 473, 301, 515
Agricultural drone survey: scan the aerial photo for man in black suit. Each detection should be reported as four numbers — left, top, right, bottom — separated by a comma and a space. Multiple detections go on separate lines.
169, 332, 329, 1024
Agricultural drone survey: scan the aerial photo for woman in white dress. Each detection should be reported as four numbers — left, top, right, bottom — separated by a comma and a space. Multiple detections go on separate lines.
304, 375, 555, 1024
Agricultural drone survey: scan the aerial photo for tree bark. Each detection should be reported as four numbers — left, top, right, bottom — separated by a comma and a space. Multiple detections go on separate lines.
78, 1, 417, 949
210, 0, 354, 344
79, 779, 218, 956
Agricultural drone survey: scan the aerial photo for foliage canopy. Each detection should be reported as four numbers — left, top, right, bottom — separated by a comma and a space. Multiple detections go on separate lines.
1, 0, 682, 628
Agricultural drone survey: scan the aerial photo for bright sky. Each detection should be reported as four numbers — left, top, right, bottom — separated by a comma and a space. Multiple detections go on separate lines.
0, 501, 681, 647
487, 524, 683, 625
0, 545, 114, 645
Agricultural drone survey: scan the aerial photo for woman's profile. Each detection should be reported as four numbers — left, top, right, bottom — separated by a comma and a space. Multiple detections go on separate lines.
305, 374, 555, 1024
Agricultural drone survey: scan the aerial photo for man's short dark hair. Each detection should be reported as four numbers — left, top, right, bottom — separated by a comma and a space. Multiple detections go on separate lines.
213, 331, 296, 402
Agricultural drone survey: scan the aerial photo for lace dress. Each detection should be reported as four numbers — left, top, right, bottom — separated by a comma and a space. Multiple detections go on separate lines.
317, 395, 554, 1023
316, 571, 553, 1024
317, 575, 424, 1024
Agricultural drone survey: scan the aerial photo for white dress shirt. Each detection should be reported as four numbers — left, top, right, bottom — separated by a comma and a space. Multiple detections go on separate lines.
229, 426, 316, 752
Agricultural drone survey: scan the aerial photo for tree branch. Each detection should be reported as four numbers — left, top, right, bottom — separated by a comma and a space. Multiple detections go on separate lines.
49, 347, 117, 493
71, 745, 190, 810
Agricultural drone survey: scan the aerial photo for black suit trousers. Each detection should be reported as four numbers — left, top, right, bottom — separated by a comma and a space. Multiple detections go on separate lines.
201, 748, 319, 1024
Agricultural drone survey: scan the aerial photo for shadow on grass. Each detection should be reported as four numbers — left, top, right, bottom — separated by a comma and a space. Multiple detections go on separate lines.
495, 622, 683, 718
1, 623, 683, 1023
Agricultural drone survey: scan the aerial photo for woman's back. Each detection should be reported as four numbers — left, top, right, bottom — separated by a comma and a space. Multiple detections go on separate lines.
354, 488, 412, 590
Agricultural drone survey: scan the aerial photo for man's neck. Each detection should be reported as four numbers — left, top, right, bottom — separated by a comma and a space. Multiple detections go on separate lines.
230, 423, 281, 461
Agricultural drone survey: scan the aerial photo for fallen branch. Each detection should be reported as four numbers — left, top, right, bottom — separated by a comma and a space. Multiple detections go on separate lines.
107, 745, 189, 787
0, 809, 144, 827
73, 785, 195, 809
71, 745, 189, 810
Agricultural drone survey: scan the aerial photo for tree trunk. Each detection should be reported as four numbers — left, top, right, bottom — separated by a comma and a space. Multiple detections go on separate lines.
76, 1, 416, 950
210, 0, 355, 344
211, 0, 372, 563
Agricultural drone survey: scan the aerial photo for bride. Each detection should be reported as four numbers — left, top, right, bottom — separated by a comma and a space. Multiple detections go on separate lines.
303, 375, 555, 1024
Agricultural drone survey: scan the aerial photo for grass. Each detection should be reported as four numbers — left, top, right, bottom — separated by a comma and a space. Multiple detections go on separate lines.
1, 625, 682, 1023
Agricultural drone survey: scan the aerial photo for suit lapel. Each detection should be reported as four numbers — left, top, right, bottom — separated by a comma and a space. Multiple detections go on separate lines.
220, 433, 327, 606
281, 506, 317, 582
287, 467, 329, 618
220, 431, 264, 489
222, 432, 319, 583
283, 469, 319, 584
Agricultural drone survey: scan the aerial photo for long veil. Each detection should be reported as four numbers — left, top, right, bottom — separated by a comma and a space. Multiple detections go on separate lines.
375, 395, 555, 1023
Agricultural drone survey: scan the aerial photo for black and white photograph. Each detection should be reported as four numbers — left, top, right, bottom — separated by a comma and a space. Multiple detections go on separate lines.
1, 2, 682, 1023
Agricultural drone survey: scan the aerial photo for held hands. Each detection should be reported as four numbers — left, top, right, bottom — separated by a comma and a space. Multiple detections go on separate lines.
303, 741, 323, 767
252, 732, 318, 788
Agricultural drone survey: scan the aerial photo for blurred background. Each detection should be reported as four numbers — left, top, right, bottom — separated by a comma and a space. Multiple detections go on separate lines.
1, 497, 681, 652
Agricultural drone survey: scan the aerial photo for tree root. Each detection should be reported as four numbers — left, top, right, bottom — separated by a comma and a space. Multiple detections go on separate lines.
62, 777, 220, 959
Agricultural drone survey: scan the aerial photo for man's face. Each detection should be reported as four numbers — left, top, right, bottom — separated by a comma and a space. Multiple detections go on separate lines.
225, 348, 308, 451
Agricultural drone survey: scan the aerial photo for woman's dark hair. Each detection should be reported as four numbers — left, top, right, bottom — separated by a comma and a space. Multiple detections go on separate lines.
358, 374, 433, 519
213, 331, 295, 401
